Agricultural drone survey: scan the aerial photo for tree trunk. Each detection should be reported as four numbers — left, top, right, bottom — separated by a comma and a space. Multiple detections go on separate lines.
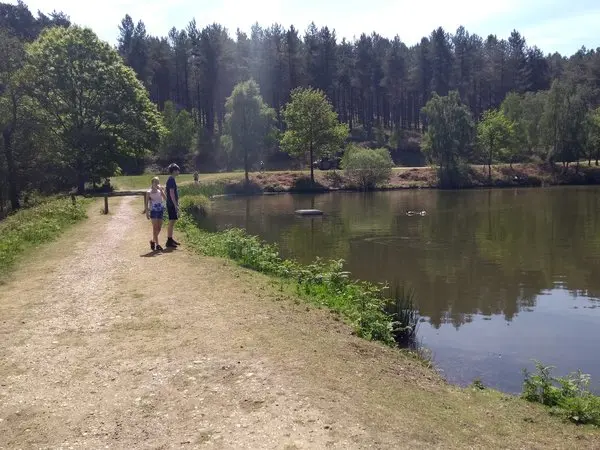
488, 139, 493, 181
309, 143, 314, 184
2, 127, 20, 210
244, 148, 249, 185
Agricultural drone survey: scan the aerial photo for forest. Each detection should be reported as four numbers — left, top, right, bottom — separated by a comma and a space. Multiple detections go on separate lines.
2, 0, 600, 214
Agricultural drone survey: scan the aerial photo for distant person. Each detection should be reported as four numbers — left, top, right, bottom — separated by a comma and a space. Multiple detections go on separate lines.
146, 177, 166, 251
165, 163, 181, 248
193, 171, 199, 184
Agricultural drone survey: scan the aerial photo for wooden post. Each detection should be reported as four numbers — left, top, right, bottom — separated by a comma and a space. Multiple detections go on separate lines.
71, 194, 76, 205
104, 194, 109, 214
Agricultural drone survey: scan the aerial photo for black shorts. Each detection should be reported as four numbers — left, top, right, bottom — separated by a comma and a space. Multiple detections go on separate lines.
167, 204, 179, 220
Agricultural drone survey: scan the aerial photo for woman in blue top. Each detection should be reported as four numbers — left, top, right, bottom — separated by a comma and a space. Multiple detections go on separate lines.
146, 176, 166, 251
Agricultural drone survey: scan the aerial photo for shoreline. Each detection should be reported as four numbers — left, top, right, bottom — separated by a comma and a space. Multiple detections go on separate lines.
196, 163, 600, 197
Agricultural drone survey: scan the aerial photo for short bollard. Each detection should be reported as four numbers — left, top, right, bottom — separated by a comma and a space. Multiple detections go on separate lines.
104, 194, 109, 214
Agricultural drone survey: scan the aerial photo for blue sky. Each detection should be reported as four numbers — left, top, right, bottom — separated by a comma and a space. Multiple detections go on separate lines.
13, 0, 600, 55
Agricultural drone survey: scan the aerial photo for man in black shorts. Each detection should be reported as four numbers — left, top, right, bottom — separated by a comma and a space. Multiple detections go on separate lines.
165, 163, 180, 248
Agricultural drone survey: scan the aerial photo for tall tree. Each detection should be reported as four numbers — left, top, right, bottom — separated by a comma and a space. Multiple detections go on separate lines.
23, 26, 164, 192
429, 27, 453, 96
477, 109, 515, 177
584, 106, 600, 166
422, 91, 473, 186
159, 101, 195, 166
0, 28, 25, 209
222, 79, 276, 182
281, 87, 348, 183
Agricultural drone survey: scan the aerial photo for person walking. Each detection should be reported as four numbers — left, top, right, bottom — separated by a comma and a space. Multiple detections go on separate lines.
146, 177, 166, 251
165, 163, 181, 248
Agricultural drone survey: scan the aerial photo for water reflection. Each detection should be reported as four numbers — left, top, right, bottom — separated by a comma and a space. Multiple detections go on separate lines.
209, 188, 600, 325
207, 187, 600, 391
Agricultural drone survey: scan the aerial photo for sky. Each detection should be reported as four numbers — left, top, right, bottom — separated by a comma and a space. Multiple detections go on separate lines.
10, 0, 600, 55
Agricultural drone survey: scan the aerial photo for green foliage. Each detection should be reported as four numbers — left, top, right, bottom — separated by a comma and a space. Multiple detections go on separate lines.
178, 182, 227, 198
0, 197, 88, 278
471, 378, 486, 390
341, 146, 393, 190
223, 79, 276, 182
422, 92, 473, 187
584, 107, 600, 164
22, 26, 165, 192
477, 109, 516, 176
281, 87, 348, 182
177, 204, 417, 346
522, 361, 600, 425
541, 80, 590, 165
179, 194, 210, 218
385, 284, 420, 347
159, 101, 195, 166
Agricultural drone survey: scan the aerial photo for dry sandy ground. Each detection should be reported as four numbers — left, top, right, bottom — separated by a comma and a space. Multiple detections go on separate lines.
1, 197, 599, 449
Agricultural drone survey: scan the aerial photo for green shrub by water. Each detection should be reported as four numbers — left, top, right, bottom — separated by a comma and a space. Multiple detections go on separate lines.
522, 361, 600, 425
0, 198, 88, 278
385, 284, 420, 347
341, 145, 393, 190
178, 182, 226, 198
179, 195, 210, 219
177, 206, 422, 347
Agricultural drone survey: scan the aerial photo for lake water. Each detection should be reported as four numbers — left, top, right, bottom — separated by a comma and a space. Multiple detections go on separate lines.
205, 187, 600, 393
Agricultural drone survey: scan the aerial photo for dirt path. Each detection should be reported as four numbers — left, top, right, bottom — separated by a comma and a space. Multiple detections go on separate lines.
1, 198, 599, 449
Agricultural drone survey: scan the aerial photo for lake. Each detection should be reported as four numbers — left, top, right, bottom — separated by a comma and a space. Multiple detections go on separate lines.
204, 187, 600, 393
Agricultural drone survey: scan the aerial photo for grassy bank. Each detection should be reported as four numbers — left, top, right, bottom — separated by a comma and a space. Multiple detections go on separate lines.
112, 163, 600, 194
176, 196, 418, 348
0, 197, 88, 281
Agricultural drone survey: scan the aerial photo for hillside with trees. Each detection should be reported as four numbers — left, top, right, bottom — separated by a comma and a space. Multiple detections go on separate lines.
2, 0, 600, 213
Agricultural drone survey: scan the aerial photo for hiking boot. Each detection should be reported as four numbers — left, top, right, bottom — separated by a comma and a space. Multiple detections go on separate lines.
171, 238, 181, 246
150, 240, 155, 251
155, 244, 164, 251
166, 238, 178, 248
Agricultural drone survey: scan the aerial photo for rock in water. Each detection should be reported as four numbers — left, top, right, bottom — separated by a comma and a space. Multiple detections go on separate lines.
295, 209, 323, 216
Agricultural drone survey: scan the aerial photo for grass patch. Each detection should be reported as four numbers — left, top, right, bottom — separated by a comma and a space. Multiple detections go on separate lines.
111, 172, 246, 190
179, 182, 227, 198
522, 361, 600, 426
0, 197, 88, 280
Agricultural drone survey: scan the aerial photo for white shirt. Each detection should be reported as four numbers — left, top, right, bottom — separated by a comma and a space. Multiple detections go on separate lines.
147, 189, 163, 210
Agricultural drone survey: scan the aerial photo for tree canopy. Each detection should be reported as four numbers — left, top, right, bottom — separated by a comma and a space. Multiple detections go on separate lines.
222, 79, 275, 182
22, 26, 164, 192
422, 91, 473, 186
477, 109, 516, 176
281, 87, 348, 182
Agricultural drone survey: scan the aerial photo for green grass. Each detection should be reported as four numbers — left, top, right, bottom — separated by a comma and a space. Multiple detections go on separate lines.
0, 197, 89, 280
111, 172, 248, 190
522, 361, 600, 425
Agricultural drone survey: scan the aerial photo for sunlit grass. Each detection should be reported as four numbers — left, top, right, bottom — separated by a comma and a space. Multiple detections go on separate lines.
0, 197, 89, 280
110, 168, 426, 191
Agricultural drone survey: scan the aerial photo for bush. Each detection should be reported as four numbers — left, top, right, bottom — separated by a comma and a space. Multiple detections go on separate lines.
385, 284, 420, 348
522, 361, 600, 425
179, 183, 226, 198
179, 195, 210, 219
0, 197, 88, 279
290, 176, 328, 192
342, 146, 393, 190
